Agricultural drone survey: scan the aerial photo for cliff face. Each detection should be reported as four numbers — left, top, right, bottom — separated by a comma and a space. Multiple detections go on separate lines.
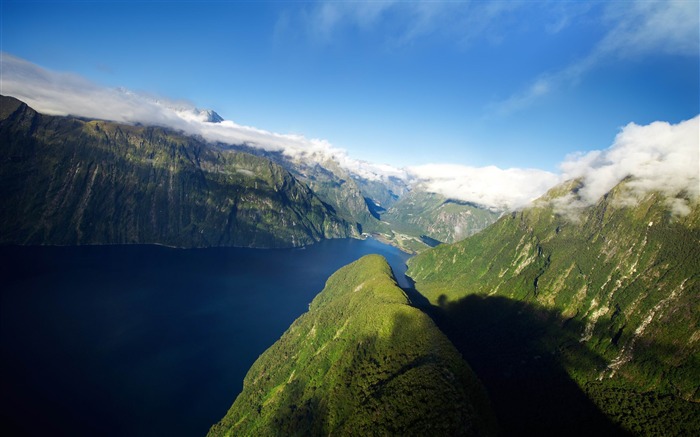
209, 255, 497, 437
408, 178, 700, 435
0, 96, 355, 248
223, 144, 395, 235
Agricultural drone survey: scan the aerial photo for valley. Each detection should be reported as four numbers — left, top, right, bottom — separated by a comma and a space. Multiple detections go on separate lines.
1, 94, 697, 436
2, 1, 698, 434
0, 95, 498, 253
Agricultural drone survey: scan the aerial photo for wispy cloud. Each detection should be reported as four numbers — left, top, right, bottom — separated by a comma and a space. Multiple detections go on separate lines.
295, 0, 523, 48
492, 0, 699, 115
598, 0, 699, 58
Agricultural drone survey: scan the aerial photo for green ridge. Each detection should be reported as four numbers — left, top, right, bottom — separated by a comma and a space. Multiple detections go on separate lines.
383, 190, 499, 244
0, 96, 355, 248
209, 255, 497, 437
408, 178, 700, 435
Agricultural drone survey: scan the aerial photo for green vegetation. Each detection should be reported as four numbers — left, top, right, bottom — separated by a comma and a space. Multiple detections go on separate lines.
383, 190, 499, 244
289, 158, 382, 233
408, 178, 700, 435
0, 96, 354, 248
231, 144, 394, 236
232, 142, 497, 253
209, 255, 497, 437
584, 380, 700, 436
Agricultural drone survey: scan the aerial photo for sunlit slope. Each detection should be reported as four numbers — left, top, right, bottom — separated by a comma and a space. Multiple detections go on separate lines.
383, 190, 499, 244
209, 255, 497, 437
0, 96, 354, 248
408, 179, 700, 434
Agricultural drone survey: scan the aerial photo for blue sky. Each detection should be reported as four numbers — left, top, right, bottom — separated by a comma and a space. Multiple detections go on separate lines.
1, 0, 698, 173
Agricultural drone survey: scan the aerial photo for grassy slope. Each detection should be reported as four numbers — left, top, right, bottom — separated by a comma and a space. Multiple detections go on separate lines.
209, 255, 497, 437
0, 96, 354, 248
408, 179, 700, 435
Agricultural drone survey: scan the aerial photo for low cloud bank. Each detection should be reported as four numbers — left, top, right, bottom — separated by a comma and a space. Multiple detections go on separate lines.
0, 53, 394, 182
559, 116, 699, 216
2, 54, 696, 214
0, 54, 564, 210
408, 116, 699, 214
408, 164, 561, 211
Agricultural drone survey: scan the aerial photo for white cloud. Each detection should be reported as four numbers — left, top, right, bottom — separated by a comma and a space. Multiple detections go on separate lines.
490, 76, 557, 116
0, 52, 405, 182
407, 164, 561, 211
1, 54, 563, 211
1, 53, 185, 126
492, 0, 699, 114
559, 115, 699, 214
4, 53, 695, 216
407, 115, 700, 213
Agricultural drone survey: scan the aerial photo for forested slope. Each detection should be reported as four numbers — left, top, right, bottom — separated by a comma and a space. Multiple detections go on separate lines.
408, 178, 700, 435
209, 255, 497, 437
0, 96, 354, 248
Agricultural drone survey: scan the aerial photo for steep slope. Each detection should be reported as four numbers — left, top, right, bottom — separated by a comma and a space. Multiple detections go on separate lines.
0, 96, 354, 248
219, 142, 502, 253
209, 255, 497, 437
292, 158, 382, 233
408, 179, 700, 435
220, 143, 393, 235
383, 189, 499, 244
353, 173, 406, 212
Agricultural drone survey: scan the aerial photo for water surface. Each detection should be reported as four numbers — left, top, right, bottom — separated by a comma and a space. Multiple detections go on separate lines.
0, 238, 410, 437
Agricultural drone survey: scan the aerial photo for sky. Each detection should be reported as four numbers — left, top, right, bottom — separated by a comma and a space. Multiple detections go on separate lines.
1, 0, 699, 210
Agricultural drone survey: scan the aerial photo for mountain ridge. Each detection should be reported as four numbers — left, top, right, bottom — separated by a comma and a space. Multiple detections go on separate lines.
0, 95, 355, 248
209, 254, 498, 437
407, 177, 700, 435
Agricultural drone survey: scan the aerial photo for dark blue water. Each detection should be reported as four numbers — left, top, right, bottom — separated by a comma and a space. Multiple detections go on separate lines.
0, 238, 411, 437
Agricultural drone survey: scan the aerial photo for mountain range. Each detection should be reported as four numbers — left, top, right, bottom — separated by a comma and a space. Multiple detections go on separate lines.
0, 96, 357, 248
0, 95, 498, 251
208, 173, 698, 435
1, 94, 697, 435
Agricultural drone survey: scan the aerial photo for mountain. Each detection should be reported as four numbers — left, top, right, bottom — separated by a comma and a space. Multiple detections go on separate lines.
218, 139, 502, 253
382, 189, 500, 244
220, 143, 398, 235
209, 123, 503, 253
353, 173, 406, 211
196, 108, 224, 123
208, 255, 498, 437
407, 178, 700, 435
0, 95, 355, 248
288, 157, 383, 233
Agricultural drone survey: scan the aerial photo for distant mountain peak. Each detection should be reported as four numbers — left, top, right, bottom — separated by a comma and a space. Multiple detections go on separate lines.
195, 108, 223, 123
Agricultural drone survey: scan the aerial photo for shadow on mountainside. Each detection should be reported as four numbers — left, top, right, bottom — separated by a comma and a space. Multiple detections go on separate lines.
403, 279, 630, 436
261, 308, 498, 436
